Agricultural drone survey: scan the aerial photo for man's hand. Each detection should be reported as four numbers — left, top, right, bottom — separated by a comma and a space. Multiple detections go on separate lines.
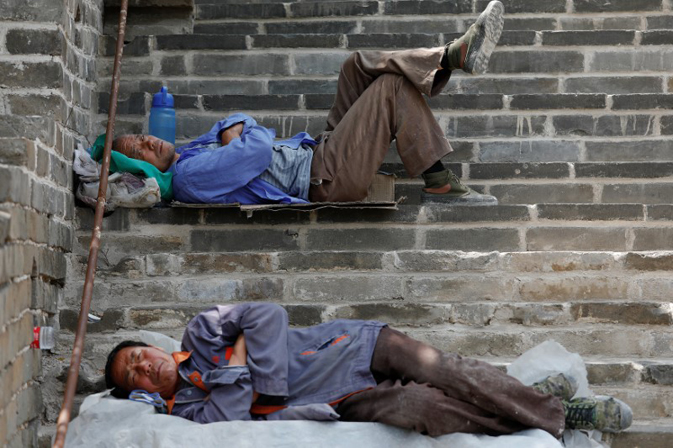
221, 123, 243, 146
228, 334, 259, 402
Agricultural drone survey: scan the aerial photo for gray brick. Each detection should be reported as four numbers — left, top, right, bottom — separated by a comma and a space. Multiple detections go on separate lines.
253, 34, 341, 49
494, 31, 537, 46
644, 364, 673, 385
559, 16, 642, 31
174, 95, 199, 109
304, 94, 335, 110
587, 362, 641, 385
425, 205, 531, 223
266, 21, 357, 34
202, 208, 311, 225
203, 95, 300, 111
633, 228, 673, 250
624, 252, 673, 271
293, 53, 348, 76
0, 166, 31, 205
0, 61, 62, 89
647, 15, 673, 30
590, 50, 669, 72
156, 34, 247, 50
6, 29, 62, 55
611, 94, 673, 110
510, 94, 606, 110
479, 141, 581, 162
176, 277, 284, 302
361, 19, 460, 34
477, 0, 566, 13
335, 303, 450, 326
306, 228, 416, 251
571, 303, 673, 325
459, 77, 560, 94
196, 3, 286, 20
542, 30, 635, 46
537, 204, 644, 221
60, 308, 124, 333
446, 115, 546, 138
98, 92, 145, 115
191, 229, 300, 252
428, 94, 504, 110
497, 303, 571, 326
181, 253, 273, 275
647, 205, 673, 221
193, 54, 290, 76
505, 18, 557, 31
489, 51, 584, 73
407, 276, 516, 302
102, 36, 150, 57
348, 34, 439, 49
269, 80, 338, 95
641, 30, 673, 45
553, 115, 655, 137
526, 227, 628, 251
564, 76, 663, 94
504, 251, 617, 273
292, 275, 405, 302
277, 251, 383, 271
426, 228, 520, 251
315, 206, 421, 224
194, 22, 260, 35
576, 162, 673, 178
384, 0, 472, 15
135, 208, 201, 225
585, 140, 673, 161
0, 139, 28, 167
574, 0, 663, 12
291, 1, 378, 17
0, 0, 62, 21
285, 304, 325, 327
602, 183, 673, 204
520, 277, 629, 300
127, 307, 200, 330
7, 94, 63, 118
160, 55, 187, 77
490, 183, 594, 204
392, 251, 499, 272
470, 163, 571, 180
161, 80, 266, 96
660, 116, 673, 135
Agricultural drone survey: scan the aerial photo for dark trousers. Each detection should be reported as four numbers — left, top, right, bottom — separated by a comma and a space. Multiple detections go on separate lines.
337, 327, 566, 438
309, 49, 454, 202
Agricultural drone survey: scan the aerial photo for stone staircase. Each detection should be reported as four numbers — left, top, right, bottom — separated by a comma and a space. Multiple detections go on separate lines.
51, 0, 673, 446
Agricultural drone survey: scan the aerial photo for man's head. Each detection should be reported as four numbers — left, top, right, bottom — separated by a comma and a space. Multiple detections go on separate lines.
105, 340, 179, 399
112, 134, 177, 172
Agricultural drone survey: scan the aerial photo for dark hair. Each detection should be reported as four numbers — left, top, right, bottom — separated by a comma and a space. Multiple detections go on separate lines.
105, 340, 149, 399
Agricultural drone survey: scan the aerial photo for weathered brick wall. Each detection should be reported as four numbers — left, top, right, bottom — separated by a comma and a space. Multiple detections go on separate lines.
0, 0, 102, 446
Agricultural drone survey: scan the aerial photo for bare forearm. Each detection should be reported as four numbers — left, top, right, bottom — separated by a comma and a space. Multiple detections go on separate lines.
229, 334, 259, 402
221, 123, 243, 146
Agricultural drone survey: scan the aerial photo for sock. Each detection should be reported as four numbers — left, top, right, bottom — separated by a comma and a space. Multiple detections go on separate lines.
423, 160, 445, 174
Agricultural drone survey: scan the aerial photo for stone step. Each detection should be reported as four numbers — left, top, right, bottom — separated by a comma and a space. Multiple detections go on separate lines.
609, 419, 673, 448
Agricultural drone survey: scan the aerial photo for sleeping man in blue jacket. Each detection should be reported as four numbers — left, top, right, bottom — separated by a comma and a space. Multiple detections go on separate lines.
110, 1, 518, 205
105, 302, 632, 437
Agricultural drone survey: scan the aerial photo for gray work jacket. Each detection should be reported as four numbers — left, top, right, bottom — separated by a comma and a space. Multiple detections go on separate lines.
171, 303, 385, 423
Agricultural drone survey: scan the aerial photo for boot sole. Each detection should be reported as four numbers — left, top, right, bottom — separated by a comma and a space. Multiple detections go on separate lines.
464, 1, 505, 75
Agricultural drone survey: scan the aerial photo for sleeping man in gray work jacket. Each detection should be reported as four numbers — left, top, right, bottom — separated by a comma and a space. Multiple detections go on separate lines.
110, 1, 512, 206
105, 302, 632, 438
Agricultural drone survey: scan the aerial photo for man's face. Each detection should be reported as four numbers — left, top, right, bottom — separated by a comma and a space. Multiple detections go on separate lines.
114, 134, 176, 172
111, 345, 179, 398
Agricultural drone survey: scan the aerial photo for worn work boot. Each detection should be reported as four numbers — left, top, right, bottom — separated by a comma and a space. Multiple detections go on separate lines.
421, 169, 497, 204
445, 0, 505, 74
532, 373, 579, 401
563, 396, 633, 433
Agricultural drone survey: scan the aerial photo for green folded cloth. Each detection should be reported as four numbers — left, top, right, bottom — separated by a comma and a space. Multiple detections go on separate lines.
90, 134, 173, 200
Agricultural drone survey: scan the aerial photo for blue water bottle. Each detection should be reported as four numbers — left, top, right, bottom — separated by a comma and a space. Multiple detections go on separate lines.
149, 86, 175, 144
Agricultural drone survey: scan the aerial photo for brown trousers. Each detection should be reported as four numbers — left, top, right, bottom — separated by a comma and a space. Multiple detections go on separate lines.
337, 328, 566, 438
309, 49, 454, 202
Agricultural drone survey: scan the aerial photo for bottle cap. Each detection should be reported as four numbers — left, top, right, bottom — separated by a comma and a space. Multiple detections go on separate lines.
152, 86, 174, 108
